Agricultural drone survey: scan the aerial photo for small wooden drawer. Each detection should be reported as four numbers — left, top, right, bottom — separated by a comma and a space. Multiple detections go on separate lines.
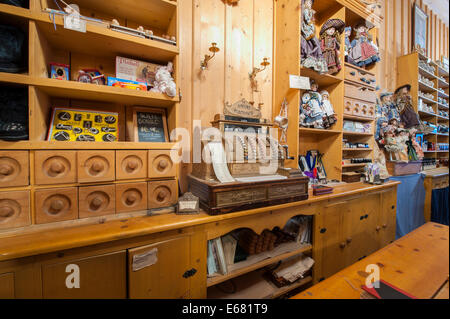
345, 66, 376, 88
35, 187, 78, 224
78, 151, 115, 183
35, 151, 77, 185
79, 185, 116, 219
148, 180, 178, 209
148, 150, 176, 179
344, 83, 376, 103
0, 190, 31, 230
344, 98, 353, 115
116, 151, 148, 181
432, 176, 449, 189
352, 100, 362, 116
0, 151, 29, 188
116, 182, 148, 214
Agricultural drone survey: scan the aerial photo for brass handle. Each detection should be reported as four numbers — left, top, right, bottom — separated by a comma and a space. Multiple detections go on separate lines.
340, 242, 346, 249
126, 193, 137, 205
127, 159, 139, 170
50, 200, 64, 212
158, 159, 169, 169
91, 197, 104, 209
0, 206, 14, 218
91, 161, 104, 172
0, 164, 13, 176
50, 161, 64, 174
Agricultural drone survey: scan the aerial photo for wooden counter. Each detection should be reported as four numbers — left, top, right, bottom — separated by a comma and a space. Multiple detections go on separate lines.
292, 222, 449, 299
422, 168, 449, 222
0, 182, 399, 262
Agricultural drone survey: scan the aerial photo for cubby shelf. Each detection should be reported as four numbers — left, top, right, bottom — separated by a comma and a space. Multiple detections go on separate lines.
343, 114, 374, 122
343, 148, 373, 151
343, 131, 373, 137
0, 140, 177, 150
299, 128, 342, 135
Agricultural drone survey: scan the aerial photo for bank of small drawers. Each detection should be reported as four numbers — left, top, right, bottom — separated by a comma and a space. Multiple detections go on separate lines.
345, 65, 377, 89
0, 150, 178, 230
344, 97, 375, 119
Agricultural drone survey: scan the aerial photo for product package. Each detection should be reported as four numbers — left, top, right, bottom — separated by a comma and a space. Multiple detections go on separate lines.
115, 56, 162, 88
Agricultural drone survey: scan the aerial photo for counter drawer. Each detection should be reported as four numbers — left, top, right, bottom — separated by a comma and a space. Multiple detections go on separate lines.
116, 182, 148, 214
116, 150, 148, 181
79, 185, 116, 219
35, 151, 77, 185
148, 150, 176, 179
35, 187, 78, 224
345, 65, 376, 88
344, 83, 377, 103
0, 151, 29, 188
77, 151, 115, 183
0, 190, 31, 230
148, 180, 178, 209
0, 273, 14, 299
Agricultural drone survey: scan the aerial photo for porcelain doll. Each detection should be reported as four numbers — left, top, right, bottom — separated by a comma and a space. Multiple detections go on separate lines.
395, 128, 410, 162
394, 84, 423, 130
300, 80, 324, 128
301, 0, 328, 74
320, 90, 337, 128
375, 116, 388, 141
383, 127, 403, 161
344, 27, 354, 64
350, 20, 380, 67
320, 19, 345, 75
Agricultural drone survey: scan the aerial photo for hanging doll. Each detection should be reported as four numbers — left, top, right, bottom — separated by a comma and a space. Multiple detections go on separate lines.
320, 90, 337, 128
319, 19, 345, 75
300, 80, 323, 128
395, 128, 410, 162
349, 20, 380, 67
301, 0, 328, 74
375, 116, 388, 141
383, 126, 404, 161
344, 27, 355, 64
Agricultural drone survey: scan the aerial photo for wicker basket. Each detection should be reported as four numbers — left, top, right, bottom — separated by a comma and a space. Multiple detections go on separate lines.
386, 161, 422, 176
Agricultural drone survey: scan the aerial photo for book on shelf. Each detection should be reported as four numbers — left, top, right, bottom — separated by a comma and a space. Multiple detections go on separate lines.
222, 234, 238, 268
207, 240, 218, 277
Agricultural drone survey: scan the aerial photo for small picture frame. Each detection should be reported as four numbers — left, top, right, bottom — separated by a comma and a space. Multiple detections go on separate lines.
413, 5, 428, 55
50, 63, 70, 81
176, 192, 200, 215
131, 106, 169, 142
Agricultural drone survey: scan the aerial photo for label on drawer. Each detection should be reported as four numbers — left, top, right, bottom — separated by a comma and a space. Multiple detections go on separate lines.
132, 248, 158, 272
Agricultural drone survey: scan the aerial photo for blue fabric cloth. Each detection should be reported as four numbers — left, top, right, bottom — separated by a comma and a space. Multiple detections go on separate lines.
431, 187, 449, 226
390, 174, 426, 239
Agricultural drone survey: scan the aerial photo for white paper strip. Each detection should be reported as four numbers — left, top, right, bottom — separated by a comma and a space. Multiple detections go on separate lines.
207, 142, 235, 183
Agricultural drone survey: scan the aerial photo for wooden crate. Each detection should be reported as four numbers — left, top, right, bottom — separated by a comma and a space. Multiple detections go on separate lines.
386, 161, 422, 176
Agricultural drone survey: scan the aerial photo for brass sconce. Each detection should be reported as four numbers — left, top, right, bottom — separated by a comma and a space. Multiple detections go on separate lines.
201, 43, 220, 70
250, 58, 270, 91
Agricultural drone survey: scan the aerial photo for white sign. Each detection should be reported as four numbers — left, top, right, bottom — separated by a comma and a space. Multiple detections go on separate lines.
289, 75, 310, 90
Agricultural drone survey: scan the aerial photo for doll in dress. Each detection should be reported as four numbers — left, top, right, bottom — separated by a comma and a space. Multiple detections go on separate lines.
395, 128, 410, 162
300, 80, 324, 128
344, 27, 355, 64
383, 127, 403, 161
320, 90, 337, 128
350, 20, 380, 67
319, 19, 345, 75
301, 0, 328, 74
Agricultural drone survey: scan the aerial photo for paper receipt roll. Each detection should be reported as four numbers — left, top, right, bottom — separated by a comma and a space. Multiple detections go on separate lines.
206, 142, 235, 183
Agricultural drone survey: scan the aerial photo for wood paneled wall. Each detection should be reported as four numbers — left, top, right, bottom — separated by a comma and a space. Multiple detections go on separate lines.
177, 0, 449, 190
378, 0, 449, 91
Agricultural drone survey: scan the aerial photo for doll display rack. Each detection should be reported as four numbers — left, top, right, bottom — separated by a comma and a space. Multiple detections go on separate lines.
273, 0, 380, 182
0, 0, 180, 232
397, 52, 449, 164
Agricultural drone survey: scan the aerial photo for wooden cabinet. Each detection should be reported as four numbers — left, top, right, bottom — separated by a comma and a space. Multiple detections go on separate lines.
0, 191, 31, 230
377, 190, 397, 248
35, 151, 77, 185
128, 236, 192, 299
116, 151, 148, 181
116, 182, 148, 213
79, 185, 116, 219
148, 180, 178, 209
77, 151, 115, 183
35, 188, 78, 224
0, 151, 29, 188
42, 251, 126, 299
148, 150, 176, 179
0, 273, 15, 299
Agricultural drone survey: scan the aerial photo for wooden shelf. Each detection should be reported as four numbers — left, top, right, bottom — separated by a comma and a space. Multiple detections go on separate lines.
342, 163, 367, 168
299, 128, 341, 135
438, 66, 450, 78
207, 269, 312, 299
438, 103, 449, 109
207, 242, 312, 287
343, 148, 373, 151
419, 95, 438, 104
0, 3, 32, 20
343, 131, 373, 137
438, 91, 449, 99
419, 81, 437, 93
34, 14, 178, 63
438, 78, 449, 89
418, 110, 437, 118
300, 67, 342, 87
343, 114, 375, 122
0, 72, 30, 86
0, 140, 177, 150
419, 67, 437, 79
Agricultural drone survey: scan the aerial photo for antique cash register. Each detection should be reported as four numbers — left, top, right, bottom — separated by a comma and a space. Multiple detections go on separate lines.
189, 99, 309, 215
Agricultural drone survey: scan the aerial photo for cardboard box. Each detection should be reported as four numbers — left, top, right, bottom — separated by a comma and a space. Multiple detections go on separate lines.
115, 56, 162, 88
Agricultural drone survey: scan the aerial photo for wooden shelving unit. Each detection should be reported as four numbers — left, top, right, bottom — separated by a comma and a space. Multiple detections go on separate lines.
397, 52, 449, 162
0, 1, 180, 231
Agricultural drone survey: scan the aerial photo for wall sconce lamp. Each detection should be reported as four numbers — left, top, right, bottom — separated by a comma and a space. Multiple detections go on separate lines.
250, 57, 270, 91
201, 43, 220, 70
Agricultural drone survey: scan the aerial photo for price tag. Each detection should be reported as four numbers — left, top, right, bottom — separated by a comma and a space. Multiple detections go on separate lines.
289, 75, 310, 90
64, 12, 86, 33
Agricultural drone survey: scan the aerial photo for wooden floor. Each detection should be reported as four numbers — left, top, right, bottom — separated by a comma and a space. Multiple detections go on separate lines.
293, 223, 449, 299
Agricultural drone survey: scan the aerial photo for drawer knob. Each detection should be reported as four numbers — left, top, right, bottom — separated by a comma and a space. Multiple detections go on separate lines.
383, 224, 387, 228
340, 242, 346, 249
346, 237, 353, 244
50, 199, 65, 213
50, 161, 65, 174
0, 164, 13, 176
127, 159, 139, 170
350, 71, 356, 76
126, 193, 138, 205
91, 197, 104, 209
0, 206, 14, 218
91, 161, 104, 172
158, 159, 169, 169
157, 190, 167, 201
376, 226, 381, 231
